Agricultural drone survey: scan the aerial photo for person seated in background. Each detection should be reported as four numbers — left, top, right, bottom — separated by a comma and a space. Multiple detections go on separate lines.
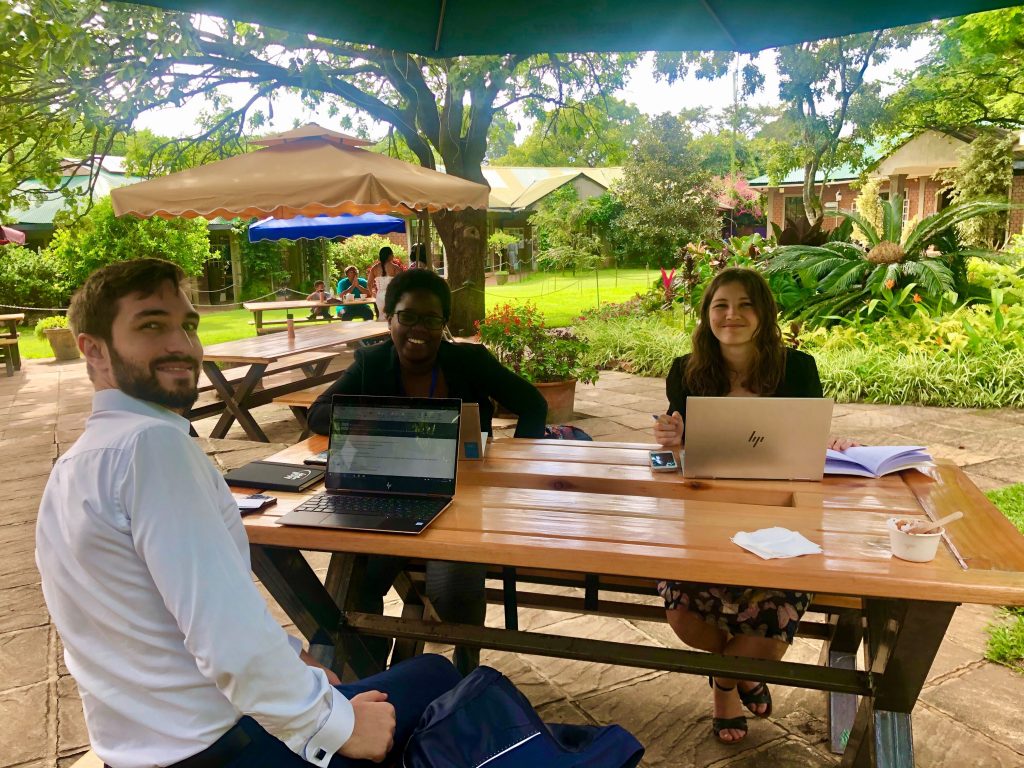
408, 243, 431, 271
652, 267, 856, 746
36, 258, 462, 768
305, 280, 332, 320
335, 265, 374, 321
308, 269, 547, 674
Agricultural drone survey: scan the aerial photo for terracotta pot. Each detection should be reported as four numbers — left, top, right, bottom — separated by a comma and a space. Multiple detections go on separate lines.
534, 378, 577, 423
44, 327, 80, 361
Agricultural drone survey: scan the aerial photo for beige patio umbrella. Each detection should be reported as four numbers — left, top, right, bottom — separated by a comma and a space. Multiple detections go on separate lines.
111, 123, 489, 220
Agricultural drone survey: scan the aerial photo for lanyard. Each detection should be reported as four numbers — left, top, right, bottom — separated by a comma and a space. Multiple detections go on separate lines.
398, 365, 439, 397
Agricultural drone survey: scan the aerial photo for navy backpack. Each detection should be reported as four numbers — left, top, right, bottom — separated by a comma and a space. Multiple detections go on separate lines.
403, 666, 644, 768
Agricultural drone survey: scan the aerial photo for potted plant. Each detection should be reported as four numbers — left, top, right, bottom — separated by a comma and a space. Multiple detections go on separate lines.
477, 302, 599, 422
494, 270, 509, 286
35, 315, 79, 360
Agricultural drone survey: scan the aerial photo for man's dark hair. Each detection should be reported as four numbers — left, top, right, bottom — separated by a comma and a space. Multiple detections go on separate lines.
68, 259, 186, 342
383, 269, 451, 320
378, 246, 394, 264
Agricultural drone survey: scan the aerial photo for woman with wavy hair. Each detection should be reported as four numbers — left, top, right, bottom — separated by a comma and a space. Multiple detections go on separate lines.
653, 266, 852, 745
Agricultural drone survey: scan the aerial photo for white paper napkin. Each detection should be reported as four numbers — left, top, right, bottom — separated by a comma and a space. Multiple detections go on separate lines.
731, 527, 823, 560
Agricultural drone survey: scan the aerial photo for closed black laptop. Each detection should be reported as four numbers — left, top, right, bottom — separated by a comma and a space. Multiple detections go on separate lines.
277, 394, 461, 534
223, 461, 325, 492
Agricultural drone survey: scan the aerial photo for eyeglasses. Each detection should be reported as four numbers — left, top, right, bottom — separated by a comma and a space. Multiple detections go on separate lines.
394, 310, 446, 330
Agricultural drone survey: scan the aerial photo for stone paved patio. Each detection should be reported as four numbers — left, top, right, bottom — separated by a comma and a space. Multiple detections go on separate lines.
2, 355, 1023, 767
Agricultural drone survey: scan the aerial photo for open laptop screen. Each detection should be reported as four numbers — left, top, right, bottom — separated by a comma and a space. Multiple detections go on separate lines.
327, 395, 460, 495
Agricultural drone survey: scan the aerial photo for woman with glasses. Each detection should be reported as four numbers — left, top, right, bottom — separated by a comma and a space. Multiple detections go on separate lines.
307, 269, 547, 673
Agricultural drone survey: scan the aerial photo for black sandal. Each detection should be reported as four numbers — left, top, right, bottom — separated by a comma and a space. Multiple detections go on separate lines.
738, 681, 773, 718
708, 677, 748, 744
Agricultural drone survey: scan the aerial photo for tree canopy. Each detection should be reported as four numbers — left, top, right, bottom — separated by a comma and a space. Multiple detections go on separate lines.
613, 114, 720, 268
3, 0, 637, 331
887, 9, 1024, 134
492, 97, 646, 168
655, 28, 921, 226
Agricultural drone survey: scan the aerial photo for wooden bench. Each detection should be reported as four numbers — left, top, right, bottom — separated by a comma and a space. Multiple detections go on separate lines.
0, 338, 18, 376
249, 316, 335, 334
196, 351, 341, 395
273, 384, 333, 437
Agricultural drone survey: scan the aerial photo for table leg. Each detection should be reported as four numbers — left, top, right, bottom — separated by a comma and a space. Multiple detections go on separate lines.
253, 310, 263, 335
249, 545, 341, 646
820, 609, 864, 753
203, 362, 270, 441
325, 554, 386, 680
6, 321, 21, 370
841, 599, 956, 768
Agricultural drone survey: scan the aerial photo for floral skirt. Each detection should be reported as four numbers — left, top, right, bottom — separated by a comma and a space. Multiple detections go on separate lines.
657, 580, 812, 645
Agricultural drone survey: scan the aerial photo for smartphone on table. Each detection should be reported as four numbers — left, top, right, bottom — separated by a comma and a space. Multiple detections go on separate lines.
304, 450, 328, 466
236, 493, 278, 514
649, 450, 679, 473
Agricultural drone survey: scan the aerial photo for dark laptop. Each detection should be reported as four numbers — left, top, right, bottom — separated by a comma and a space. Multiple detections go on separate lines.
277, 394, 460, 534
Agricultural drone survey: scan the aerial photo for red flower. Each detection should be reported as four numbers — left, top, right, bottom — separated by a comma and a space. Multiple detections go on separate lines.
913, 293, 922, 303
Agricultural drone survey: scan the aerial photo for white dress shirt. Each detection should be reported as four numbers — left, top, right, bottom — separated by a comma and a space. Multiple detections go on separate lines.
36, 390, 353, 768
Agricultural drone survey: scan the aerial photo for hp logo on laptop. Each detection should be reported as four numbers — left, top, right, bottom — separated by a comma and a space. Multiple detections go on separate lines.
748, 431, 766, 448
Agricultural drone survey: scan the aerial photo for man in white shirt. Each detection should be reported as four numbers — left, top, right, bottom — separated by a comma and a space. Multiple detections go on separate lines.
36, 259, 460, 768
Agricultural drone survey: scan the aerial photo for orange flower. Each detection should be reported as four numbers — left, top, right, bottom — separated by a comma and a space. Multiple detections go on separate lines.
913, 293, 922, 303
884, 279, 896, 290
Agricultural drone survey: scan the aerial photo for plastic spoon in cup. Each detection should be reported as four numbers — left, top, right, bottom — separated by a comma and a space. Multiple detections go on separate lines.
908, 511, 963, 534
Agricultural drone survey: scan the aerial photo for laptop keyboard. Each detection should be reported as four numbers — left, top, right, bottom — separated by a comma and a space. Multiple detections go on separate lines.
294, 493, 447, 520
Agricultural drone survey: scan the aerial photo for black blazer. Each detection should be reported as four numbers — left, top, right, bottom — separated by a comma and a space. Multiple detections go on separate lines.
666, 348, 823, 421
308, 339, 548, 438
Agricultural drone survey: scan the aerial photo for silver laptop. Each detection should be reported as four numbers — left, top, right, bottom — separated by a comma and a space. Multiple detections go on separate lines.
277, 394, 460, 534
683, 397, 834, 480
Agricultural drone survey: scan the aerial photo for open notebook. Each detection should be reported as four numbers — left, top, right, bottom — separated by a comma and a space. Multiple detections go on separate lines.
824, 446, 932, 478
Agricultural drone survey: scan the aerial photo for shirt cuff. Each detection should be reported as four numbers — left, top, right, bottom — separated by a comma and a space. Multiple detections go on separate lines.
303, 685, 355, 767
286, 635, 304, 655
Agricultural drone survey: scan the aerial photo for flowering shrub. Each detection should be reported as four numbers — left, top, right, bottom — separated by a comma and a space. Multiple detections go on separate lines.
476, 302, 599, 384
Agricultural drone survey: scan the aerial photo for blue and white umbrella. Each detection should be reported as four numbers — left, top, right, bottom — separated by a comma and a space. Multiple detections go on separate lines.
248, 212, 405, 242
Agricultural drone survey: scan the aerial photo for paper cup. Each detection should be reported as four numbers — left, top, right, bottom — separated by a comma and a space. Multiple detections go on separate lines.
887, 517, 943, 562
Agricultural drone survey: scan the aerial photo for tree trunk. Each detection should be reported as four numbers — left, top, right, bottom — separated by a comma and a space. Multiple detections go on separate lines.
433, 207, 487, 336
802, 159, 823, 227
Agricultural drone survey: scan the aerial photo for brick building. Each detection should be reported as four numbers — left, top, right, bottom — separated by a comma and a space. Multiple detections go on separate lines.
751, 130, 1024, 240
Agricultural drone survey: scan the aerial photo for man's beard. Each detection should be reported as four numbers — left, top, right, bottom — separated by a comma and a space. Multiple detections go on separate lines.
109, 347, 200, 411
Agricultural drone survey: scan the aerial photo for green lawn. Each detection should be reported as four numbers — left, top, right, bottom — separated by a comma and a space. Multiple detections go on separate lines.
485, 268, 655, 325
985, 484, 1024, 671
17, 269, 657, 358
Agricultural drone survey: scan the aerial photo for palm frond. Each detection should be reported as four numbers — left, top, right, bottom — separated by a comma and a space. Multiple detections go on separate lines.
821, 260, 869, 293
835, 208, 881, 246
903, 201, 1013, 254
904, 259, 954, 295
882, 195, 904, 244
951, 248, 1020, 265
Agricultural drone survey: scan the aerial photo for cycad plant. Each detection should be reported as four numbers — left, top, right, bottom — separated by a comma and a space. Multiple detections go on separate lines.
764, 196, 1014, 322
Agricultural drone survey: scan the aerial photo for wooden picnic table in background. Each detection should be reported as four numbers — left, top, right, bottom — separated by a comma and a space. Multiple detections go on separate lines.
243, 299, 377, 334
241, 437, 1024, 767
0, 313, 24, 375
191, 321, 388, 441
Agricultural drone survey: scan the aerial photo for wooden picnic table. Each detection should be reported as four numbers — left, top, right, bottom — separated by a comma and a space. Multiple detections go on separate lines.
0, 313, 24, 375
191, 321, 388, 441
240, 437, 1024, 767
243, 298, 377, 334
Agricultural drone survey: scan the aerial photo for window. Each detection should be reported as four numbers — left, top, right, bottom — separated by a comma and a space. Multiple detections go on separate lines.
902, 195, 910, 223
784, 196, 804, 225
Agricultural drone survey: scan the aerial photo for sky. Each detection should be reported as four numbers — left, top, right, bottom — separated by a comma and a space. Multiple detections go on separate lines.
133, 40, 933, 146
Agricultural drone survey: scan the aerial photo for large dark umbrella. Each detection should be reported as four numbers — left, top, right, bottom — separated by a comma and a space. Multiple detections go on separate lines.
124, 0, 1014, 56
248, 213, 406, 242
